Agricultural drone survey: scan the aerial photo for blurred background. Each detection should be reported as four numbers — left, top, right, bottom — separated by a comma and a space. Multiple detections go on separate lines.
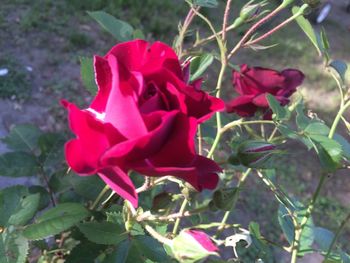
0, 0, 349, 261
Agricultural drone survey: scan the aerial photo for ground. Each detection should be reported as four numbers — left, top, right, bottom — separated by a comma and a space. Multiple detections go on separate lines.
0, 0, 349, 262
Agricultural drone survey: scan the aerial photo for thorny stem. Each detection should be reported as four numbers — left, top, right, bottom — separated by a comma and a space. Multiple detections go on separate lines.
244, 4, 309, 47
292, 65, 350, 262
228, 3, 286, 60
144, 224, 173, 246
136, 176, 152, 193
222, 0, 232, 42
193, 23, 239, 48
328, 99, 350, 139
215, 168, 252, 237
325, 212, 350, 260
290, 174, 327, 263
172, 198, 189, 235
173, 1, 230, 236
176, 6, 199, 58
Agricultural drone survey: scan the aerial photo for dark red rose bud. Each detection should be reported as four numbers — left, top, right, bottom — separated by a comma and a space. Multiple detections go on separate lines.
226, 64, 304, 119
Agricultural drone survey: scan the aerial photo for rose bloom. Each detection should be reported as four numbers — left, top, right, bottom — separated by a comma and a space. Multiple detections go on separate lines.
226, 64, 304, 119
62, 40, 224, 207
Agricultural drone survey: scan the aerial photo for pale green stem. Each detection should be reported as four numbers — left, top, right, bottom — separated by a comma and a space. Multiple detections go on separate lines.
290, 174, 327, 263
328, 99, 350, 139
215, 168, 252, 237
90, 185, 110, 210
172, 198, 189, 235
325, 212, 350, 259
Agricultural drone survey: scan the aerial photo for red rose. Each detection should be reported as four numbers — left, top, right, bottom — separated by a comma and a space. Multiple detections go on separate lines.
226, 64, 304, 119
62, 40, 224, 207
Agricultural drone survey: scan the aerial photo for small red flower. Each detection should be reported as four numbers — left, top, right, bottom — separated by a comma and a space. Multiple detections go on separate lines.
62, 40, 224, 207
226, 64, 304, 119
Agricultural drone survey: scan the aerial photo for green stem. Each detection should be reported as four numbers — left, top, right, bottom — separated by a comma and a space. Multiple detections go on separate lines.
90, 185, 110, 210
215, 168, 252, 237
328, 99, 350, 139
325, 212, 350, 260
244, 4, 309, 47
290, 174, 327, 263
172, 198, 188, 235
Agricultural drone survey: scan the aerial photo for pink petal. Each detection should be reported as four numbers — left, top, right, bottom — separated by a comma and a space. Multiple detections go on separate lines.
103, 54, 148, 139
98, 166, 138, 207
185, 230, 218, 252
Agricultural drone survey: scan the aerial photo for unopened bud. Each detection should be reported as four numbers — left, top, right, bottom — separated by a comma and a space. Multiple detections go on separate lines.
302, 0, 321, 8
232, 0, 268, 28
231, 140, 278, 168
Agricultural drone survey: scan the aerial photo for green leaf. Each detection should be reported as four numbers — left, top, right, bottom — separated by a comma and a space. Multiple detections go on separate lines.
1, 124, 42, 152
0, 186, 39, 227
65, 241, 105, 263
23, 203, 90, 240
133, 235, 169, 262
314, 227, 334, 252
28, 186, 50, 210
189, 53, 214, 81
80, 57, 98, 95
68, 174, 105, 200
8, 193, 40, 226
295, 101, 312, 130
0, 151, 38, 177
329, 60, 348, 82
304, 122, 330, 135
212, 187, 238, 211
309, 135, 342, 171
132, 29, 145, 40
266, 94, 290, 120
103, 239, 131, 263
278, 202, 314, 256
0, 228, 29, 263
77, 222, 127, 245
87, 11, 134, 41
193, 0, 218, 8
334, 134, 350, 160
292, 6, 321, 55
38, 133, 65, 176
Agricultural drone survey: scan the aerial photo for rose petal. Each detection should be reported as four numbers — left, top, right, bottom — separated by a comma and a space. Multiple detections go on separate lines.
226, 95, 257, 117
185, 230, 218, 252
62, 101, 124, 174
103, 54, 148, 139
98, 166, 138, 207
100, 110, 178, 165
108, 40, 182, 78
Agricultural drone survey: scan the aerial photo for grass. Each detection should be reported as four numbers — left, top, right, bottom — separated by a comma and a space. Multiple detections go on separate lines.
0, 57, 31, 100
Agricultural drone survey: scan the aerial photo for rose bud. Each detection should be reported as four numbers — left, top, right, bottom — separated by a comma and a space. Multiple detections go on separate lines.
170, 229, 218, 262
231, 140, 278, 168
226, 64, 304, 119
232, 0, 268, 28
